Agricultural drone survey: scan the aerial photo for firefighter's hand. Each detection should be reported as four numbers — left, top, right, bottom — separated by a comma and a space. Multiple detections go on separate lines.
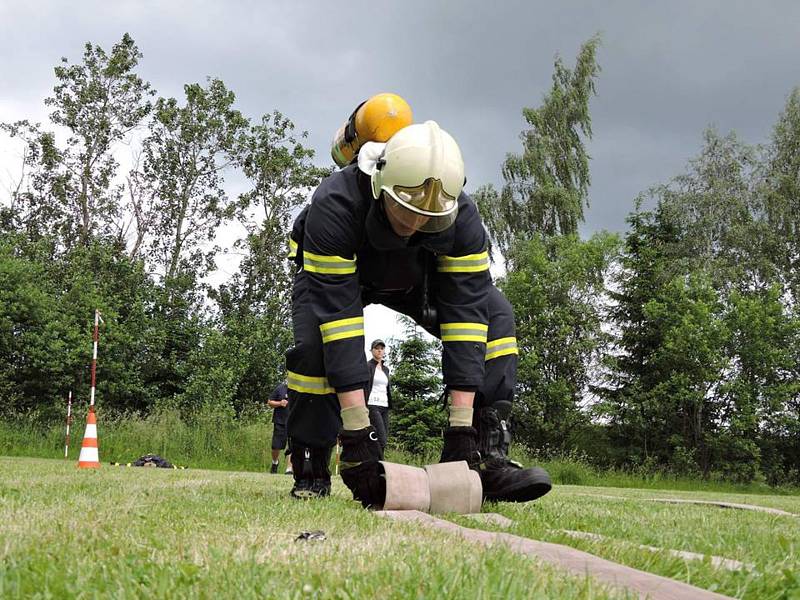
341, 461, 386, 508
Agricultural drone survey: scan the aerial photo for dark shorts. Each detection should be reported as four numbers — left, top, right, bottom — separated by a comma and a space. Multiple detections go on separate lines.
271, 423, 288, 450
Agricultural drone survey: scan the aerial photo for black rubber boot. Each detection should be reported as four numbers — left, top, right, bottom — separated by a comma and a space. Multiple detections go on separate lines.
475, 401, 551, 502
311, 446, 332, 497
339, 426, 386, 508
290, 447, 332, 499
441, 420, 551, 503
440, 426, 481, 465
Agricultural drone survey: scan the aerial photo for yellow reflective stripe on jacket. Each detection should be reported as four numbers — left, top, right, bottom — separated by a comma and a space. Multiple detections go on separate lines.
303, 250, 356, 275
436, 251, 489, 273
288, 238, 298, 259
440, 322, 488, 343
287, 371, 335, 395
485, 336, 518, 361
319, 316, 364, 343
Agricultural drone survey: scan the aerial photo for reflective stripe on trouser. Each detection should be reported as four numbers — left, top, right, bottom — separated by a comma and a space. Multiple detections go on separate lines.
286, 272, 342, 449
319, 316, 364, 344
377, 285, 517, 412
475, 288, 517, 409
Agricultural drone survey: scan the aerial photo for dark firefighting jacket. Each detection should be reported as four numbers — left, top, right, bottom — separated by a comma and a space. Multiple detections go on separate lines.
289, 164, 490, 393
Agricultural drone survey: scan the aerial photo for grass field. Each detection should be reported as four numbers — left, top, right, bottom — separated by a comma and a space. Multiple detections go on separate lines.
2, 457, 798, 599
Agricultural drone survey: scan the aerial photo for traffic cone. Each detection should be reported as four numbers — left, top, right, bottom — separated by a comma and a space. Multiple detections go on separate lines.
77, 408, 100, 469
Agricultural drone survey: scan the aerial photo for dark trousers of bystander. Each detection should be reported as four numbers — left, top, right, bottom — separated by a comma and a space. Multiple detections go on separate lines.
368, 405, 389, 449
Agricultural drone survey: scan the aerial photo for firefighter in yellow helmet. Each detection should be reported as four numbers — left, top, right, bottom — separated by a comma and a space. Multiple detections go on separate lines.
285, 120, 551, 505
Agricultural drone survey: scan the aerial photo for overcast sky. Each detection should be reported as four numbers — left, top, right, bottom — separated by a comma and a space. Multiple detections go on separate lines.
2, 1, 799, 352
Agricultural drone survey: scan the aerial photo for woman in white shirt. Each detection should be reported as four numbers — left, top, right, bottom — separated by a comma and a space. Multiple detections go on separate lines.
366, 339, 392, 450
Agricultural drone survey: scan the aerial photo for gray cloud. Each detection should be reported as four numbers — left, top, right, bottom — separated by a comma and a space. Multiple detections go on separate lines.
2, 0, 799, 237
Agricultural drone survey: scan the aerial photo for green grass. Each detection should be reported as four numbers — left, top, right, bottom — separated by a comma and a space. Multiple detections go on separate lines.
3, 412, 798, 497
4, 409, 798, 599
0, 457, 629, 599
4, 457, 799, 599
0, 409, 276, 472
451, 485, 800, 600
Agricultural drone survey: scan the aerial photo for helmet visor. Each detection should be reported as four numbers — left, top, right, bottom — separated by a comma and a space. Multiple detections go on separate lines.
385, 178, 458, 233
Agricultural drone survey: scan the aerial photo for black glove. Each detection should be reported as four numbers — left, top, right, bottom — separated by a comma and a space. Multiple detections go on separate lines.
339, 426, 385, 507
341, 461, 386, 508
339, 426, 384, 463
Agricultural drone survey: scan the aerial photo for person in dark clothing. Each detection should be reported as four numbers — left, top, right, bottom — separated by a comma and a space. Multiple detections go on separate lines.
366, 339, 392, 450
285, 120, 551, 503
267, 382, 292, 474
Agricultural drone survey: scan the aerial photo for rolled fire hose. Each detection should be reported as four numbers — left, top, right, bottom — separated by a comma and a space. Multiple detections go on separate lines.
380, 460, 482, 514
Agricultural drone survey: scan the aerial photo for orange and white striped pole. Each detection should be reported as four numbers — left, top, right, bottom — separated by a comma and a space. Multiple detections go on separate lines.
88, 309, 102, 410
78, 310, 103, 469
64, 391, 73, 458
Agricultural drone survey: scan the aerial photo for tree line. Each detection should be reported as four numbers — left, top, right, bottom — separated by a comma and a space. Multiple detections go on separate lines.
1, 35, 798, 485
0, 34, 327, 423
476, 37, 800, 485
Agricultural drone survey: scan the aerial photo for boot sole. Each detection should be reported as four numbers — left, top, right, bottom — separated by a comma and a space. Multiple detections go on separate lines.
484, 467, 552, 503
290, 487, 331, 499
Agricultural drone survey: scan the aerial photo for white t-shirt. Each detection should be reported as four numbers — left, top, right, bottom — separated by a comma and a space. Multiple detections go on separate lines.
368, 365, 389, 407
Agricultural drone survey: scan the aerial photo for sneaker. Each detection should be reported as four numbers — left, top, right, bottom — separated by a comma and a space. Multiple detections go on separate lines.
270, 462, 279, 474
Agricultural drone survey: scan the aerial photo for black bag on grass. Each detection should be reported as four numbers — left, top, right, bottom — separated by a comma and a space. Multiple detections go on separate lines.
133, 454, 174, 468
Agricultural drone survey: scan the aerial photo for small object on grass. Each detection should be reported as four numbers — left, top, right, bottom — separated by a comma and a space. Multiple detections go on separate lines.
134, 454, 174, 468
108, 455, 187, 469
295, 530, 326, 542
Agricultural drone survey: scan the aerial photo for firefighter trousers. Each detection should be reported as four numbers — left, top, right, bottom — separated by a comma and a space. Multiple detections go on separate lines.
285, 271, 517, 450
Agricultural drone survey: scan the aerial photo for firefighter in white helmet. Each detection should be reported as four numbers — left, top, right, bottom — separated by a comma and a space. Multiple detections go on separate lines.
285, 120, 551, 504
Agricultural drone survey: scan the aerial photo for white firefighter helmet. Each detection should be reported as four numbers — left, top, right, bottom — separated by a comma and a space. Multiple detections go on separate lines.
370, 120, 464, 233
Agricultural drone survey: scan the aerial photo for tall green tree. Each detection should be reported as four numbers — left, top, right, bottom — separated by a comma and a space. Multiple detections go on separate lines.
0, 122, 65, 249
0, 238, 161, 418
640, 274, 730, 476
653, 128, 766, 291
601, 114, 800, 481
46, 33, 154, 247
720, 286, 800, 483
477, 35, 601, 253
764, 88, 800, 303
213, 111, 329, 410
139, 78, 249, 282
3, 34, 154, 252
597, 201, 679, 464
500, 232, 619, 453
388, 319, 446, 455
